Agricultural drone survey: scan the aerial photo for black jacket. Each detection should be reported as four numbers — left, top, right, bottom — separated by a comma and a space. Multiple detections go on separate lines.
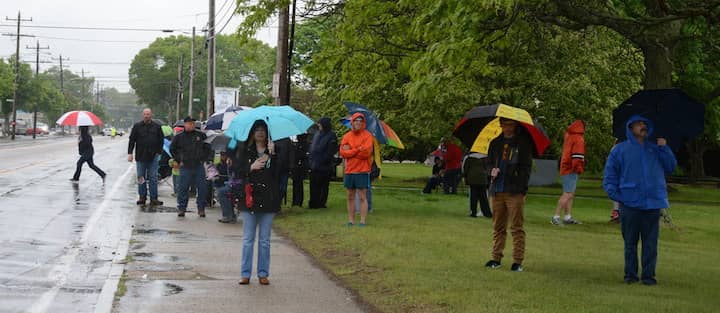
237, 144, 281, 213
487, 130, 533, 195
309, 130, 338, 172
169, 130, 211, 168
128, 121, 164, 162
78, 132, 94, 157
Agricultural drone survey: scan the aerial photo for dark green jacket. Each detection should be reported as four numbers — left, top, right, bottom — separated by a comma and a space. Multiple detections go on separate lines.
463, 155, 488, 186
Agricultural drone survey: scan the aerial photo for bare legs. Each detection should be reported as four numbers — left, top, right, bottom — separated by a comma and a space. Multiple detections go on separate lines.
346, 188, 368, 224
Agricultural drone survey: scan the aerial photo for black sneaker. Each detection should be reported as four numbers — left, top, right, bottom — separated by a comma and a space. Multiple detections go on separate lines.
511, 263, 524, 272
485, 260, 501, 269
641, 278, 657, 286
136, 197, 147, 205
177, 211, 186, 217
624, 277, 639, 284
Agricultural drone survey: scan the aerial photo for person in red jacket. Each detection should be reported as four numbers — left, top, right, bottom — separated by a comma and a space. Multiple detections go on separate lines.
552, 120, 586, 225
440, 138, 463, 194
340, 113, 374, 227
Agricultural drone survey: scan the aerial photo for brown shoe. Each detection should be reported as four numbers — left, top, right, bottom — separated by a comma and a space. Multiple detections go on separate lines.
238, 277, 250, 285
198, 208, 206, 218
258, 277, 270, 285
149, 199, 163, 206
136, 197, 147, 205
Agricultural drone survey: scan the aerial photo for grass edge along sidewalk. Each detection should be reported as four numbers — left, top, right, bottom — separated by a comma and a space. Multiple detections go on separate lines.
273, 163, 720, 313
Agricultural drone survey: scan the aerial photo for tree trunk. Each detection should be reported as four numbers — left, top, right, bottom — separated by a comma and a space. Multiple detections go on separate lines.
686, 138, 706, 183
639, 42, 673, 89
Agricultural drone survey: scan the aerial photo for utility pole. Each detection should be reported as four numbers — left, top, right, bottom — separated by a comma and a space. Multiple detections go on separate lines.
207, 0, 216, 118
175, 55, 184, 121
188, 26, 195, 117
52, 54, 70, 95
286, 0, 298, 106
4, 12, 33, 140
273, 4, 290, 105
81, 69, 85, 106
26, 40, 49, 139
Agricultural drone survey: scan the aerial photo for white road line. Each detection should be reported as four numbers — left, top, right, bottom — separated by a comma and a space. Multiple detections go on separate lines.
27, 164, 134, 313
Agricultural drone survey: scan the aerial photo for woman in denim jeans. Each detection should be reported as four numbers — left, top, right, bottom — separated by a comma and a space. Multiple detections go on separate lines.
236, 121, 280, 285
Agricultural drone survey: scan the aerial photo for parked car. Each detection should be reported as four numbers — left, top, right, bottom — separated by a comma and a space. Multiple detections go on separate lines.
25, 128, 49, 136
101, 128, 112, 136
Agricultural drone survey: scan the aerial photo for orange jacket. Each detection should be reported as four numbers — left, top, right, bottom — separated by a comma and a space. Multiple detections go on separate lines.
560, 120, 585, 175
340, 112, 374, 174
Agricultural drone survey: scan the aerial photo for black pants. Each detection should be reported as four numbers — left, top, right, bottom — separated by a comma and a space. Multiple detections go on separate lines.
469, 184, 492, 217
309, 170, 330, 208
73, 155, 105, 180
443, 169, 461, 194
292, 170, 305, 206
423, 176, 441, 193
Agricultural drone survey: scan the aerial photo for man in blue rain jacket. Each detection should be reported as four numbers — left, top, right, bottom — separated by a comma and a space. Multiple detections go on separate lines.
603, 115, 677, 286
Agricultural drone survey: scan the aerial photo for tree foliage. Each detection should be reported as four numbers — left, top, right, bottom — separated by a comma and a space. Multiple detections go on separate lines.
235, 0, 719, 174
129, 34, 275, 122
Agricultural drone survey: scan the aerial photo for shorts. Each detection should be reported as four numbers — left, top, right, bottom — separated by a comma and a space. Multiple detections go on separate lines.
344, 173, 370, 189
561, 173, 578, 193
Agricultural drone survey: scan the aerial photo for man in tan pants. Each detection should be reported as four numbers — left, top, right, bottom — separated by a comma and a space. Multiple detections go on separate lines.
485, 118, 533, 272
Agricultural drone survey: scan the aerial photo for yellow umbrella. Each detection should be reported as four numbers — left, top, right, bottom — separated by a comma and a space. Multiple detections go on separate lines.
470, 117, 502, 154
495, 103, 534, 125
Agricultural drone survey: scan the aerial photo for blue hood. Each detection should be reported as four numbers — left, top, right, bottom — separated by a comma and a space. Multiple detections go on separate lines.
625, 115, 653, 144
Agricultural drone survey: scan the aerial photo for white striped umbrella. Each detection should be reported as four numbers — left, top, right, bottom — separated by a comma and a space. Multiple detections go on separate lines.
56, 110, 103, 126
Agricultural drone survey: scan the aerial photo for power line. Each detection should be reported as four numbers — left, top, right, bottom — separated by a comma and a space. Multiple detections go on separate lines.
217, 0, 238, 34
0, 24, 190, 32
34, 35, 153, 43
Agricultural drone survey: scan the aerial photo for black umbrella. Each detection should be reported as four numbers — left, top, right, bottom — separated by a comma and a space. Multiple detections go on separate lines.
613, 89, 705, 151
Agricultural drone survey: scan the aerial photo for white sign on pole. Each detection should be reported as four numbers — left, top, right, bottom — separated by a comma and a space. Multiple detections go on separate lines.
271, 73, 280, 98
214, 87, 238, 113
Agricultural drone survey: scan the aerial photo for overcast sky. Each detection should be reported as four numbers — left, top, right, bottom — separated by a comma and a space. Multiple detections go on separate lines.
1, 0, 277, 92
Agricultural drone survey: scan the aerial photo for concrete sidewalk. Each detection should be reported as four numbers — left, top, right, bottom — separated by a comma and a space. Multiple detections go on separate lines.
112, 182, 367, 313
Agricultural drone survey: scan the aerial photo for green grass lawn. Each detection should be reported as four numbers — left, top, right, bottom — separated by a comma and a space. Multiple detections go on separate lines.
276, 163, 720, 313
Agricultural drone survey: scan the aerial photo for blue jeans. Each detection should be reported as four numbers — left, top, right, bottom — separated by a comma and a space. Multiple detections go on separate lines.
620, 208, 661, 283
136, 158, 159, 199
177, 165, 208, 211
241, 211, 275, 278
217, 185, 235, 219
172, 175, 179, 194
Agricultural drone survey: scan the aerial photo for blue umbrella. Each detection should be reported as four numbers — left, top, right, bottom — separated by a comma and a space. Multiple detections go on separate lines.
205, 106, 253, 130
225, 105, 314, 149
163, 138, 172, 158
343, 102, 388, 144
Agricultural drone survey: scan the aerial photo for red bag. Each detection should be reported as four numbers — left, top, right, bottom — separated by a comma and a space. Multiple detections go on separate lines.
244, 183, 254, 208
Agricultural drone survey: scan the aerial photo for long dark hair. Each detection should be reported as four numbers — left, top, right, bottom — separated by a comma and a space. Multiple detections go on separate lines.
246, 120, 268, 149
79, 126, 89, 136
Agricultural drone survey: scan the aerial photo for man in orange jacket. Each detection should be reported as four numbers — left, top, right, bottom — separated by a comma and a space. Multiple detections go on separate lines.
552, 120, 586, 225
340, 113, 374, 227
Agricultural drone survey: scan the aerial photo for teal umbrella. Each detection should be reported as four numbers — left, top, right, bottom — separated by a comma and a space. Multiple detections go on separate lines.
226, 105, 314, 149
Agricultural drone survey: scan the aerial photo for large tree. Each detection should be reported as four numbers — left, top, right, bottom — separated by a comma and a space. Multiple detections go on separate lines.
234, 0, 719, 173
129, 34, 275, 122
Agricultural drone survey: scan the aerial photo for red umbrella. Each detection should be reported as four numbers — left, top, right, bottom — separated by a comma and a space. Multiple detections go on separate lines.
56, 111, 103, 126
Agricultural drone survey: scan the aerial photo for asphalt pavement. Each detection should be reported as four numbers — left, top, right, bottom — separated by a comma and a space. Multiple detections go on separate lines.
0, 134, 368, 313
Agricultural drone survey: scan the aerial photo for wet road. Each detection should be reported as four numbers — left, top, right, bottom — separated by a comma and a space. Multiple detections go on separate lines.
0, 135, 138, 313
